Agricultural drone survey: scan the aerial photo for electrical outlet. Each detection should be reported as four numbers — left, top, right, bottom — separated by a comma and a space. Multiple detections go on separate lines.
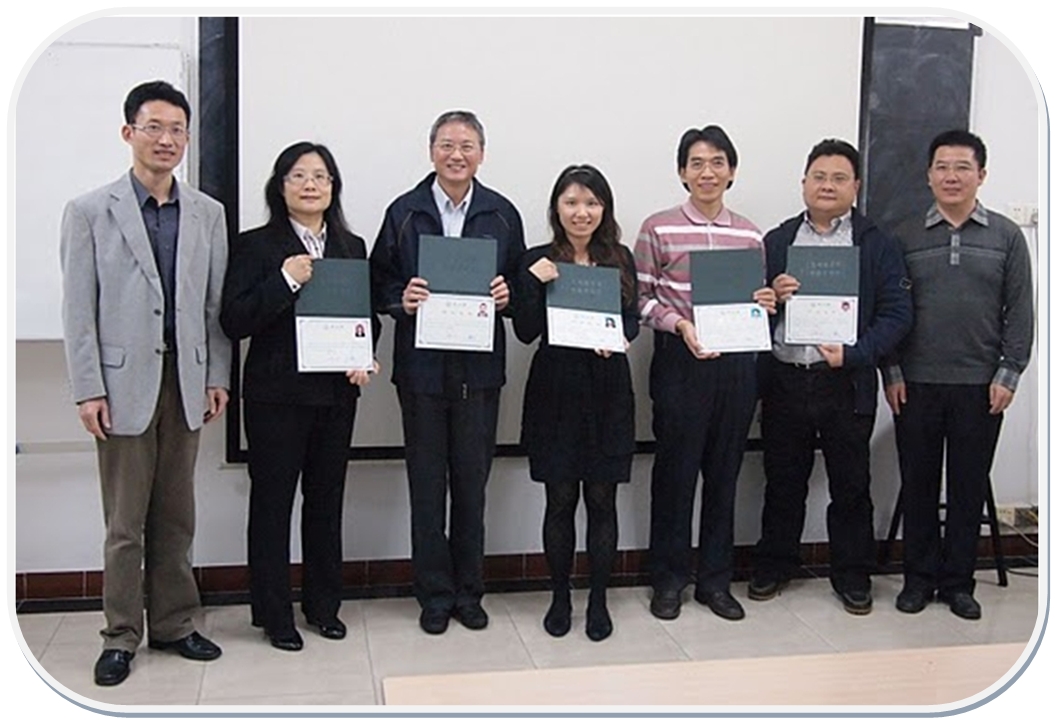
1007, 203, 1039, 226
995, 505, 1017, 528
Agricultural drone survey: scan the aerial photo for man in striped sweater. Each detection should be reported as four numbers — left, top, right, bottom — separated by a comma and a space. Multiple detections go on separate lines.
634, 126, 775, 621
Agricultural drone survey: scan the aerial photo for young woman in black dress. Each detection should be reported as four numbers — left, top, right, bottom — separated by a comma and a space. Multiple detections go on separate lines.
515, 164, 638, 641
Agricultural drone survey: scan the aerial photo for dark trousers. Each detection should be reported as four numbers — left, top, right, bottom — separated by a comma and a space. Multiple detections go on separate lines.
895, 383, 1003, 595
755, 362, 877, 593
96, 355, 201, 652
648, 334, 756, 595
397, 387, 499, 611
244, 400, 356, 634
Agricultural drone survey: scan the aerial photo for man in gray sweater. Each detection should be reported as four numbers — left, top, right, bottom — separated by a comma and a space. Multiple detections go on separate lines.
883, 129, 1033, 620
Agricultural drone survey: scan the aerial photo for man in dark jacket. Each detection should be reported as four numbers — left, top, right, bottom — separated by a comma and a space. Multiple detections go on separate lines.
749, 139, 912, 614
370, 110, 525, 634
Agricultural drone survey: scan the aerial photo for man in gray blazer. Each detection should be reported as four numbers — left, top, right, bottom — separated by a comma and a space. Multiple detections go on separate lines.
60, 80, 231, 686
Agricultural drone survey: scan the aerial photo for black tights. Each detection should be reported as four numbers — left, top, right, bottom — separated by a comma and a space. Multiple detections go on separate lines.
543, 480, 618, 593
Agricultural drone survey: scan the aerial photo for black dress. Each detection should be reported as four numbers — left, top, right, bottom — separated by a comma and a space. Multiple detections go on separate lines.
514, 245, 639, 484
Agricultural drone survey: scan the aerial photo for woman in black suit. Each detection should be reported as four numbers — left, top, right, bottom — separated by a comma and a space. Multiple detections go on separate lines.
514, 165, 638, 642
221, 142, 377, 651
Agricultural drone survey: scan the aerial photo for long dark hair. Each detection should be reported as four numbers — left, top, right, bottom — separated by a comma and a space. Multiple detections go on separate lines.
547, 164, 634, 305
263, 141, 349, 232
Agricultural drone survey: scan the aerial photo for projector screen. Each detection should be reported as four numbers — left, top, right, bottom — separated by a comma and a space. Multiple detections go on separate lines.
237, 15, 864, 447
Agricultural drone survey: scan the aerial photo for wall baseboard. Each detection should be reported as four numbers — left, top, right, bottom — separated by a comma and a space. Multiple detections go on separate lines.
15, 535, 1038, 613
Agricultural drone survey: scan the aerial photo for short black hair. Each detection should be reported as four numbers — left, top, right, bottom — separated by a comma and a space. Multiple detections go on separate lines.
928, 129, 987, 169
677, 125, 738, 190
805, 139, 860, 178
263, 141, 349, 232
123, 80, 191, 125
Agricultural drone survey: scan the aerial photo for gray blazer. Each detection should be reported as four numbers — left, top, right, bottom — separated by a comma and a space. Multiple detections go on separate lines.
60, 173, 231, 436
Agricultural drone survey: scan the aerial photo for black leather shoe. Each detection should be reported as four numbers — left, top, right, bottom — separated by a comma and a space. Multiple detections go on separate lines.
747, 573, 787, 601
94, 649, 134, 686
306, 616, 347, 640
836, 589, 873, 615
895, 588, 933, 614
695, 589, 746, 620
419, 607, 451, 635
453, 602, 489, 630
938, 590, 982, 620
266, 628, 304, 651
148, 631, 222, 661
649, 589, 681, 620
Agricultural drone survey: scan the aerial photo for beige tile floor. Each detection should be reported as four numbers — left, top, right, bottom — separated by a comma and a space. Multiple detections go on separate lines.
15, 569, 1040, 709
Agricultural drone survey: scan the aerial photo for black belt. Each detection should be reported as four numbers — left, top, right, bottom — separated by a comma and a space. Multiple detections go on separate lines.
779, 359, 830, 371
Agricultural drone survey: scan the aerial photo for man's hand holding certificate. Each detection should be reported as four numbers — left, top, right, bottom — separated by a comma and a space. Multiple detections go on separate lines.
783, 246, 859, 345
689, 248, 772, 354
545, 263, 625, 354
413, 235, 498, 352
295, 258, 374, 372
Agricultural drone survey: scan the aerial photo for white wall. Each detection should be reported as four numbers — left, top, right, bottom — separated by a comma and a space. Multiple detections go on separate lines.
14, 14, 1042, 574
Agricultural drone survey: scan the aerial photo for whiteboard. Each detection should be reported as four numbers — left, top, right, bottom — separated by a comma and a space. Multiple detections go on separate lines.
15, 42, 185, 339
239, 16, 863, 447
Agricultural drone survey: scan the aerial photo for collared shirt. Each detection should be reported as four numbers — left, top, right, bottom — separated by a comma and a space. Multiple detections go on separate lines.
432, 178, 473, 237
282, 219, 328, 292
771, 209, 853, 365
884, 201, 1033, 391
634, 200, 764, 335
130, 170, 180, 348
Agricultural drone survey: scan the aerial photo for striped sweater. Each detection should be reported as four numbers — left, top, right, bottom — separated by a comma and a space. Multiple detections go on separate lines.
634, 201, 765, 334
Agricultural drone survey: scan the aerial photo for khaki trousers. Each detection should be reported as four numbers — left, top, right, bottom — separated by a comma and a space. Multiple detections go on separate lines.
96, 355, 201, 651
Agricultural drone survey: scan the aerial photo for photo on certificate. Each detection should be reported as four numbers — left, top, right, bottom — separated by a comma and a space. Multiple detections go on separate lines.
546, 263, 625, 353
294, 258, 374, 372
689, 249, 770, 353
415, 294, 495, 351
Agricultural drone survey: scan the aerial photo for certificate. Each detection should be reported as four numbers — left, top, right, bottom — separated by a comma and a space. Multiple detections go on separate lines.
415, 235, 497, 351
785, 246, 859, 345
690, 249, 770, 352
785, 295, 858, 345
693, 303, 771, 353
294, 258, 374, 372
547, 307, 625, 353
415, 294, 495, 351
296, 317, 374, 372
546, 263, 624, 353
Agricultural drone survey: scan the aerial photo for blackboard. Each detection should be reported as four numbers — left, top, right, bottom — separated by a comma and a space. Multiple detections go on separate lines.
859, 21, 977, 231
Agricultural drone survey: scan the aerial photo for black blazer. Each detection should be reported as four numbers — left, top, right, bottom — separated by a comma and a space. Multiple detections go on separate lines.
221, 219, 378, 406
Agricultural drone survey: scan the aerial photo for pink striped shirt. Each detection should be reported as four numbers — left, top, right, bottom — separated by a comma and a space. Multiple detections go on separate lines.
634, 201, 764, 334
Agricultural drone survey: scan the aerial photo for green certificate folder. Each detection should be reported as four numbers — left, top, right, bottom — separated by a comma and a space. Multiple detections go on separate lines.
294, 258, 373, 372
786, 246, 860, 296
295, 258, 372, 318
547, 263, 621, 313
418, 235, 497, 295
690, 248, 765, 305
545, 263, 624, 353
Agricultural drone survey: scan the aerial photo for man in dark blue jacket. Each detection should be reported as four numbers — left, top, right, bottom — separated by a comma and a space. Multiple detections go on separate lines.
749, 139, 912, 614
370, 110, 525, 634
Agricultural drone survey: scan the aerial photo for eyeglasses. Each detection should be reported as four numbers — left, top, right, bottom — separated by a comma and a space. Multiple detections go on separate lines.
807, 172, 854, 186
434, 141, 480, 156
930, 162, 978, 177
285, 171, 333, 187
131, 123, 188, 140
